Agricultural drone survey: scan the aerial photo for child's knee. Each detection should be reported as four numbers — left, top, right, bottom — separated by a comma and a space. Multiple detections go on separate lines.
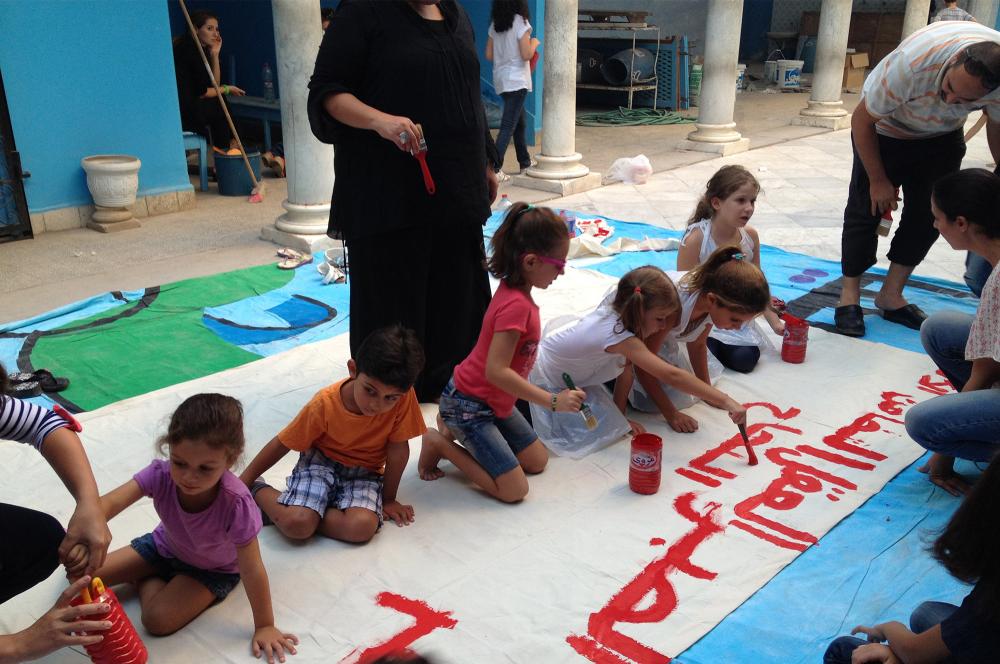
340, 509, 379, 543
518, 441, 548, 475
279, 508, 321, 540
142, 608, 185, 637
495, 470, 530, 503
520, 454, 547, 475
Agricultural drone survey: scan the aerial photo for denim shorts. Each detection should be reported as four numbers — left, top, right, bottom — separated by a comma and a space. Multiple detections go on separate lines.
277, 448, 384, 527
439, 379, 539, 478
131, 533, 241, 600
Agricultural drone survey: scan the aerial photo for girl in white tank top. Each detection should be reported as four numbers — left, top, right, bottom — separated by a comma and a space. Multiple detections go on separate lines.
529, 266, 748, 456
677, 165, 784, 373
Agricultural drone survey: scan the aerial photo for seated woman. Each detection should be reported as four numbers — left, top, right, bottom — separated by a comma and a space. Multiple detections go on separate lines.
905, 169, 1000, 496
822, 453, 1000, 663
173, 10, 245, 153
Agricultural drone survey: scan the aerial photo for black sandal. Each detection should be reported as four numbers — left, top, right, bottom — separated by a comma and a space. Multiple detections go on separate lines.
11, 369, 70, 393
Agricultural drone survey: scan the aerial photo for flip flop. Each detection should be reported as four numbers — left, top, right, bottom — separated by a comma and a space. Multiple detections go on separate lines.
879, 303, 927, 330
8, 380, 42, 398
277, 253, 312, 270
9, 369, 69, 392
276, 247, 302, 260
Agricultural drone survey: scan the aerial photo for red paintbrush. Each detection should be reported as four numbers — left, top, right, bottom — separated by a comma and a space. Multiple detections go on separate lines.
738, 423, 758, 466
412, 123, 436, 195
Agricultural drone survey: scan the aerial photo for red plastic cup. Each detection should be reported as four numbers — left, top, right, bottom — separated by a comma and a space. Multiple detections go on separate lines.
629, 433, 663, 494
781, 313, 809, 364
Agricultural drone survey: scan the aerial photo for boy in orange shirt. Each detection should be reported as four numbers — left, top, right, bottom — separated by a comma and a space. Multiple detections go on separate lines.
241, 326, 427, 543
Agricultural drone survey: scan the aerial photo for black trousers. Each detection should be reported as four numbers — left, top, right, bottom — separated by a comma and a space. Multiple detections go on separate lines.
182, 98, 234, 150
0, 503, 65, 604
346, 223, 491, 402
707, 338, 760, 374
842, 129, 966, 277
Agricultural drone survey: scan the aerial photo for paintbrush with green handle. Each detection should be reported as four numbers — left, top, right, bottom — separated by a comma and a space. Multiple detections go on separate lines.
562, 372, 598, 430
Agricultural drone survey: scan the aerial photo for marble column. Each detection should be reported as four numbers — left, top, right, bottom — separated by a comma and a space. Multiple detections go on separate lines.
260, 0, 338, 254
679, 0, 749, 155
792, 0, 852, 130
901, 0, 931, 39
969, 0, 999, 28
520, 0, 601, 195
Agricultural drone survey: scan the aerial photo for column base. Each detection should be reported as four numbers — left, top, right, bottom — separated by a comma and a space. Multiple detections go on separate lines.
260, 225, 342, 255
273, 199, 331, 235
677, 137, 750, 156
791, 114, 852, 130
526, 153, 590, 180
513, 171, 603, 195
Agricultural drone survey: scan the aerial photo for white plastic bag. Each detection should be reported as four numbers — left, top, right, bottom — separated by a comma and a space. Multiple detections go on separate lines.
606, 154, 653, 184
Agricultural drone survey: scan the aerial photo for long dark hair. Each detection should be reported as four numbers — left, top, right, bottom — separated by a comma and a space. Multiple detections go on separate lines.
491, 0, 530, 32
681, 245, 770, 315
487, 202, 566, 288
932, 454, 1000, 620
174, 9, 218, 47
932, 168, 1000, 240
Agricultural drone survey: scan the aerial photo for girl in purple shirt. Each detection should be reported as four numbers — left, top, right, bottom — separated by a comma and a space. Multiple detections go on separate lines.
72, 394, 297, 662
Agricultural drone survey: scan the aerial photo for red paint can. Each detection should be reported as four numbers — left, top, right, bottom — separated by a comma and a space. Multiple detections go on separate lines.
71, 586, 148, 664
629, 433, 663, 494
781, 313, 809, 364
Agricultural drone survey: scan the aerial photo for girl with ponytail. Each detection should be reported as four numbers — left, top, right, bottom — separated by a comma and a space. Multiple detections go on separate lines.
419, 202, 584, 503
627, 246, 769, 433
528, 264, 747, 457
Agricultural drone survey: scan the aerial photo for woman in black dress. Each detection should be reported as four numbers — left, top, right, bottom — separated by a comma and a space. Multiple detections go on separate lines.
308, 0, 500, 402
173, 10, 245, 151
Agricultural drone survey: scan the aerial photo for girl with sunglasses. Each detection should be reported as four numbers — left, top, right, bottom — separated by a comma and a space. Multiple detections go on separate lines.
418, 202, 584, 503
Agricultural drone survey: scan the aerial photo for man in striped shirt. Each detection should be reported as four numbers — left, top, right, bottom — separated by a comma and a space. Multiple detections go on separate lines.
835, 20, 1000, 337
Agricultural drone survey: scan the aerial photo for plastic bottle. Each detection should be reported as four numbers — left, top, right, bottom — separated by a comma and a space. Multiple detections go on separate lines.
262, 62, 275, 102
559, 210, 577, 237
498, 193, 512, 209
629, 433, 662, 494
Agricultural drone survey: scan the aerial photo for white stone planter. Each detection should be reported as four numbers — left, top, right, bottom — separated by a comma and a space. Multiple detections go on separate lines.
80, 154, 142, 232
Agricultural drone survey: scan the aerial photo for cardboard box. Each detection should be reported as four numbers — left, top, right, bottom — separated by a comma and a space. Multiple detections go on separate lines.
843, 52, 869, 93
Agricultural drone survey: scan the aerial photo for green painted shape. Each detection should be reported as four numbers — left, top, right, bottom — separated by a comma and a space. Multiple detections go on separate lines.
31, 265, 292, 411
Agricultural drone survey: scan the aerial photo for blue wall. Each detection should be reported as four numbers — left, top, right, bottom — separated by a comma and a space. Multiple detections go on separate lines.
0, 0, 191, 212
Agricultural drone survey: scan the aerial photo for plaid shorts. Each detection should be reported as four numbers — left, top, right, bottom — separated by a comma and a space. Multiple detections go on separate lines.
277, 448, 384, 526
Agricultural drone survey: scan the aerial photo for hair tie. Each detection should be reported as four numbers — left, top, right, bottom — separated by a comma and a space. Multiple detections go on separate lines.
634, 286, 642, 294
731, 252, 746, 261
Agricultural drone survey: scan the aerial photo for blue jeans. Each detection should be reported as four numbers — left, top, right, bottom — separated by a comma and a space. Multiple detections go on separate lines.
495, 89, 531, 173
438, 379, 538, 478
964, 252, 991, 298
904, 311, 1000, 462
822, 602, 958, 664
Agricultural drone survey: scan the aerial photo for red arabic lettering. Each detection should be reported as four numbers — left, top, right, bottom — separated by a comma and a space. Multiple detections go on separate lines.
821, 412, 901, 461
918, 370, 954, 396
567, 492, 724, 663
340, 592, 457, 664
877, 391, 917, 416
730, 446, 857, 552
677, 402, 802, 487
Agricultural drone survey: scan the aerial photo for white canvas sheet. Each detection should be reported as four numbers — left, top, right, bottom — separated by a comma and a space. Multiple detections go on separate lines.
0, 266, 947, 663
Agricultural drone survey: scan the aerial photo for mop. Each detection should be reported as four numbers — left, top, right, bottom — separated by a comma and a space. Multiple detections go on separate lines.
178, 0, 265, 203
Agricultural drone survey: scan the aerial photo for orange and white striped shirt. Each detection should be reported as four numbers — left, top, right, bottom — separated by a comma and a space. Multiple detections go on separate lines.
862, 21, 1000, 139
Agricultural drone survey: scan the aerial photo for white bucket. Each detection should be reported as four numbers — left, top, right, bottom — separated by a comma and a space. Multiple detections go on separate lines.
736, 64, 747, 93
764, 60, 777, 83
777, 59, 803, 89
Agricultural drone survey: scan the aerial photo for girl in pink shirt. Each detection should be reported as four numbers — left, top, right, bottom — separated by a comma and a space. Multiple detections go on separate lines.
419, 202, 584, 503
71, 394, 297, 661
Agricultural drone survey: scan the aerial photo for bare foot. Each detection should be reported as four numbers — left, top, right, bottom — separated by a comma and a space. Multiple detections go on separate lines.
873, 292, 909, 312
418, 430, 446, 481
918, 453, 971, 497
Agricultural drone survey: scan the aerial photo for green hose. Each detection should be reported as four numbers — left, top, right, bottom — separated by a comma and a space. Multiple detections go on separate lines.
575, 107, 696, 127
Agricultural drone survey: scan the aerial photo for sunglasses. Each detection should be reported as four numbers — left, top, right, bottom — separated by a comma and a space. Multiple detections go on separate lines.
532, 254, 566, 270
